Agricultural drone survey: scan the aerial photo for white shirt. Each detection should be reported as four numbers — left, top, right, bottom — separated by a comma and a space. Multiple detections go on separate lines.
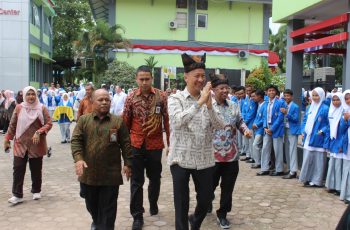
110, 91, 127, 116
167, 88, 225, 169
267, 98, 275, 124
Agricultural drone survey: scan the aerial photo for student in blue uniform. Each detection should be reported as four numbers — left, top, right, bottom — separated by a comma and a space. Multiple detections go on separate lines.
280, 89, 300, 179
325, 92, 346, 195
241, 85, 257, 163
251, 89, 266, 169
236, 86, 246, 156
299, 87, 329, 187
341, 90, 350, 204
257, 85, 286, 176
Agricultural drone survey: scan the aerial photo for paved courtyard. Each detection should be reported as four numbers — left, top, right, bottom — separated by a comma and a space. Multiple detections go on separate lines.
0, 123, 347, 230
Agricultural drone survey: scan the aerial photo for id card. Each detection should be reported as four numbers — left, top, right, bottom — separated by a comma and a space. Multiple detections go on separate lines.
155, 106, 161, 114
109, 129, 118, 143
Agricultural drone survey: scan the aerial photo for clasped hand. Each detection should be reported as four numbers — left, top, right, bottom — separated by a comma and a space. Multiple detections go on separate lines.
198, 82, 213, 109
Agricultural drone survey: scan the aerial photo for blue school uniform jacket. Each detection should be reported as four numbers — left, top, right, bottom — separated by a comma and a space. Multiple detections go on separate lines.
230, 95, 238, 103
285, 101, 300, 135
328, 118, 348, 154
263, 98, 286, 138
253, 102, 267, 135
54, 95, 61, 106
341, 119, 350, 154
47, 95, 53, 107
242, 97, 257, 129
300, 103, 330, 149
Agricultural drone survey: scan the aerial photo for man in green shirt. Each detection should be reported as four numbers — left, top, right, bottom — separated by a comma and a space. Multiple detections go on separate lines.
71, 89, 132, 230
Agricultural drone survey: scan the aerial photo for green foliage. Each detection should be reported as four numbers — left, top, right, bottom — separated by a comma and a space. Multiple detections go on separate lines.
176, 73, 186, 90
53, 0, 93, 60
246, 59, 285, 91
97, 60, 137, 90
144, 56, 158, 70
269, 25, 287, 72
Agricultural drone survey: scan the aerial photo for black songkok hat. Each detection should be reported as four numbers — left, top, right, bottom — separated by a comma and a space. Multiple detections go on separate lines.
181, 53, 206, 73
266, 84, 280, 94
209, 73, 229, 88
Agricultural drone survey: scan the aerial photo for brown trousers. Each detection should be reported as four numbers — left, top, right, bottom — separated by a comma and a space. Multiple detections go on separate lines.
12, 154, 43, 198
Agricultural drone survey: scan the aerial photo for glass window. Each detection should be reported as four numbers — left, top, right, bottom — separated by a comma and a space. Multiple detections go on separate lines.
30, 58, 37, 82
44, 16, 52, 35
197, 0, 208, 10
176, 12, 187, 28
32, 4, 40, 27
197, 14, 207, 28
176, 0, 187, 9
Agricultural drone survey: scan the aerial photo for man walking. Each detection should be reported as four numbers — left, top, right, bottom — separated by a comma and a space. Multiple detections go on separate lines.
77, 83, 95, 120
71, 89, 132, 230
167, 53, 224, 230
123, 65, 170, 230
110, 85, 127, 116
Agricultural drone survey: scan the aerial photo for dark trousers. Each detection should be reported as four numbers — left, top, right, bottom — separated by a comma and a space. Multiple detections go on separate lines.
81, 183, 119, 230
13, 154, 43, 198
212, 161, 239, 218
130, 146, 162, 219
170, 164, 214, 230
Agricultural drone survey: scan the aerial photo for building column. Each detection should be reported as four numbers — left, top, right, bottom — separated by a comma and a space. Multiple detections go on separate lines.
188, 0, 195, 41
286, 19, 304, 106
343, 12, 350, 90
108, 0, 116, 26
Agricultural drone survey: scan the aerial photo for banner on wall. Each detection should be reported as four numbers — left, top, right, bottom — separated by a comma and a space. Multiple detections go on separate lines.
161, 66, 177, 80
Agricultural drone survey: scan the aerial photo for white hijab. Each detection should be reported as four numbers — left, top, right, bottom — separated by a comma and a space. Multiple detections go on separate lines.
343, 90, 350, 144
62, 93, 70, 106
305, 87, 325, 136
328, 92, 343, 139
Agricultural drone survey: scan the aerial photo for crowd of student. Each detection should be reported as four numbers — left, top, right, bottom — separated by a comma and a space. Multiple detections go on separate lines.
229, 84, 350, 205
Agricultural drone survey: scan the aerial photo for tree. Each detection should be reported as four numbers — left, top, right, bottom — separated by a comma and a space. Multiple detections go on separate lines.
73, 20, 131, 83
97, 60, 137, 90
53, 0, 93, 75
269, 25, 287, 72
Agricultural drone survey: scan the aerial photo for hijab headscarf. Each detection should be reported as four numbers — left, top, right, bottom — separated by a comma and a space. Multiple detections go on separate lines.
4, 90, 15, 109
62, 93, 70, 106
305, 87, 325, 136
342, 90, 350, 144
328, 92, 344, 139
16, 86, 44, 139
0, 92, 5, 105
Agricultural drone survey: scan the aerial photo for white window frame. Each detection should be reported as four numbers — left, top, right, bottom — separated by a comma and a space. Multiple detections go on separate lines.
176, 12, 187, 28
33, 4, 40, 27
196, 13, 208, 29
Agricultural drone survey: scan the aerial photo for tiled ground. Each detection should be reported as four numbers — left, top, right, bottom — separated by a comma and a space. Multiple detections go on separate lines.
0, 123, 347, 230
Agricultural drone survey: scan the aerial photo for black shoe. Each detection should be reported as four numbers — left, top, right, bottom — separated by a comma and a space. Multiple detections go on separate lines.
189, 214, 196, 230
217, 217, 231, 229
270, 171, 284, 176
61, 141, 67, 144
240, 152, 246, 156
344, 200, 350, 205
47, 147, 52, 158
282, 173, 297, 179
150, 203, 159, 216
334, 191, 341, 196
132, 219, 144, 230
251, 164, 261, 169
91, 222, 97, 230
240, 157, 247, 161
207, 202, 213, 214
246, 159, 255, 164
256, 171, 269, 176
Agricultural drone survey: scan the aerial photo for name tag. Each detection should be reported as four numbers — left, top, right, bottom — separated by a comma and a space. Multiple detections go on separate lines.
155, 106, 161, 114
109, 129, 118, 143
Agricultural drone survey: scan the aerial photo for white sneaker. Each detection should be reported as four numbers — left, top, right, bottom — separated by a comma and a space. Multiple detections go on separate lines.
33, 193, 41, 200
8, 196, 23, 204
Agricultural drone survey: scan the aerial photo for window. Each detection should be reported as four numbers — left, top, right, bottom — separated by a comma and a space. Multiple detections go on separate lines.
196, 14, 207, 28
30, 58, 38, 82
176, 0, 187, 9
44, 15, 52, 35
176, 12, 187, 28
31, 4, 40, 27
197, 0, 208, 10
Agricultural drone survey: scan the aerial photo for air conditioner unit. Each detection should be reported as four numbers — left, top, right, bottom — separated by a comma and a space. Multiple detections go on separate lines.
169, 21, 177, 29
238, 50, 249, 59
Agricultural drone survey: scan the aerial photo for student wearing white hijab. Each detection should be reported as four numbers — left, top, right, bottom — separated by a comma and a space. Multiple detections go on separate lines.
325, 92, 346, 195
56, 93, 74, 143
299, 87, 330, 187
341, 90, 350, 204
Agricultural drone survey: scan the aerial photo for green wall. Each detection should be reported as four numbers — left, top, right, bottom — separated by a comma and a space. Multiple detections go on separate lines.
30, 23, 40, 39
43, 34, 50, 46
196, 2, 263, 44
116, 0, 264, 44
116, 0, 188, 41
116, 52, 262, 70
272, 0, 324, 23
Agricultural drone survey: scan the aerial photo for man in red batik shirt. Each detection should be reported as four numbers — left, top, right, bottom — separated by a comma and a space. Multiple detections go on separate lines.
123, 65, 170, 230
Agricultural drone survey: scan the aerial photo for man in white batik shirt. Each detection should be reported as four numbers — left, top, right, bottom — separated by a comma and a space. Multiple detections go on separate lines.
167, 53, 224, 230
